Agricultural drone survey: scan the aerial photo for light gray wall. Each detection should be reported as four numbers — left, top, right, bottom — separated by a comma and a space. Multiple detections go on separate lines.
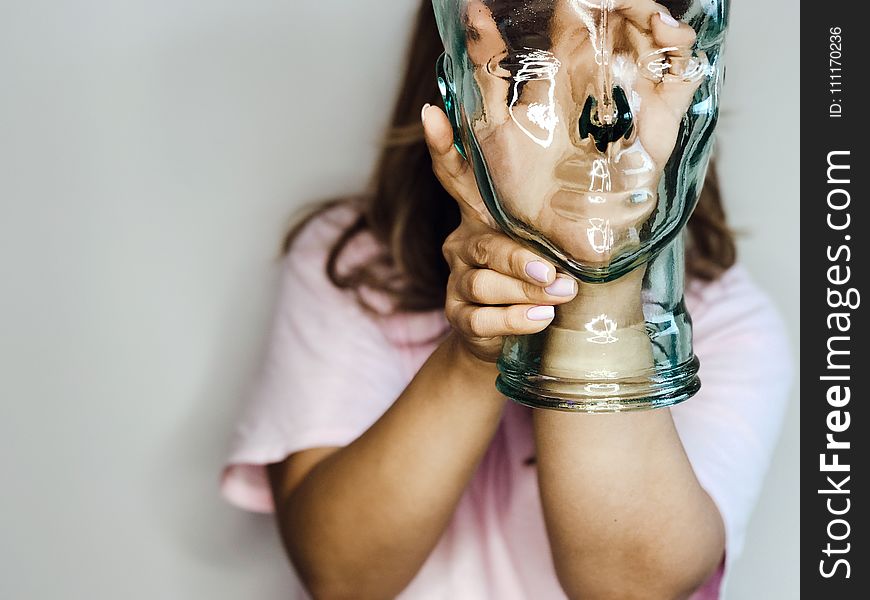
0, 1, 798, 599
715, 2, 799, 598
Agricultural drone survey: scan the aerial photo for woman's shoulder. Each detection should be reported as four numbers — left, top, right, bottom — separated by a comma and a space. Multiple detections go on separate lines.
275, 200, 381, 311
687, 264, 779, 319
281, 200, 390, 298
286, 200, 376, 261
280, 200, 446, 346
686, 264, 791, 365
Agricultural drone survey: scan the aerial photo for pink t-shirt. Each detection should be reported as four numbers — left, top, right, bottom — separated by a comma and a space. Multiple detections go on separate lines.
220, 205, 792, 599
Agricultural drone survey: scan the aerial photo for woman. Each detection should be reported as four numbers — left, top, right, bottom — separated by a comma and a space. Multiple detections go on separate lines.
220, 2, 791, 598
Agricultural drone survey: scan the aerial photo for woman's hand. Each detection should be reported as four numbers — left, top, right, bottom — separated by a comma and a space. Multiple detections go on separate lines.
422, 104, 578, 363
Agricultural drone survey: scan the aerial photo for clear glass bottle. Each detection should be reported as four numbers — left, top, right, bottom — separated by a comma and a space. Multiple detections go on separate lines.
432, 0, 729, 411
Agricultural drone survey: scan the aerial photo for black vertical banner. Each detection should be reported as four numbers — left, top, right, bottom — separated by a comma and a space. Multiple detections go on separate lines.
802, 7, 868, 598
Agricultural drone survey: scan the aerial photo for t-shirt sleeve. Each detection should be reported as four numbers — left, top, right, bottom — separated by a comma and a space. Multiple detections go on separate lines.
220, 208, 407, 513
672, 265, 793, 592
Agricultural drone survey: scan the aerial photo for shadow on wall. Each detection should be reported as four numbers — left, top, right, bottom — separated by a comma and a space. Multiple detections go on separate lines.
148, 254, 299, 599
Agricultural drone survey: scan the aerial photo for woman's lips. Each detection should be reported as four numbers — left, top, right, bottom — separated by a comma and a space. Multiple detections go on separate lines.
549, 188, 657, 223
541, 188, 657, 263
553, 148, 656, 192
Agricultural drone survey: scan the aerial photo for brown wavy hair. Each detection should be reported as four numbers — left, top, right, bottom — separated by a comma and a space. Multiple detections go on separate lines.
283, 1, 736, 313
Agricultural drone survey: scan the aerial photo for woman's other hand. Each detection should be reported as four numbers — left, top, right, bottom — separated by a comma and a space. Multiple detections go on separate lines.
422, 104, 578, 363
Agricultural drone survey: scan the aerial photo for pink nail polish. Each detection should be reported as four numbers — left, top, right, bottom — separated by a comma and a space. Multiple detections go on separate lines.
527, 306, 555, 321
545, 278, 576, 297
658, 10, 680, 28
525, 261, 551, 283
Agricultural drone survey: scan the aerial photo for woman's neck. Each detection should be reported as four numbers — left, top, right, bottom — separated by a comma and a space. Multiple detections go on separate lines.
553, 266, 646, 331
539, 266, 653, 379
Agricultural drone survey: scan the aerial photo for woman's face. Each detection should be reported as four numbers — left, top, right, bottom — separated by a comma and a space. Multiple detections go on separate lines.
464, 0, 706, 267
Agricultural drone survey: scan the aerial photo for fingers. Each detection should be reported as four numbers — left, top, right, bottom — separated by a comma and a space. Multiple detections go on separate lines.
643, 8, 702, 83
626, 6, 703, 162
443, 226, 576, 339
421, 104, 495, 226
652, 11, 704, 104
649, 9, 697, 49
588, 0, 696, 43
454, 268, 578, 306
448, 229, 560, 286
647, 18, 704, 124
422, 104, 466, 182
447, 300, 558, 339
612, 0, 674, 32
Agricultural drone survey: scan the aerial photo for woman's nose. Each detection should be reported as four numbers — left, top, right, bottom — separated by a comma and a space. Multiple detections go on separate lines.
578, 86, 634, 153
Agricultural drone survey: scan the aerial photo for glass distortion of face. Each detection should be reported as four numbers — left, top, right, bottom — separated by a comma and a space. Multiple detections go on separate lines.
432, 0, 729, 411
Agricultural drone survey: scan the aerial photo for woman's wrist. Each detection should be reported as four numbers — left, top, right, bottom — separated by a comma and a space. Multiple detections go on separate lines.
443, 331, 498, 374
435, 332, 505, 404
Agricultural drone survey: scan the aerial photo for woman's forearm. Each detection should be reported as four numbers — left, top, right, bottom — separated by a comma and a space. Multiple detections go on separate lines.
534, 409, 725, 600
271, 333, 506, 599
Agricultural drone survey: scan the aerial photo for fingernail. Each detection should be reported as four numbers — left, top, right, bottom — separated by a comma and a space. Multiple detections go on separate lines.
527, 305, 555, 321
545, 277, 576, 297
421, 103, 431, 123
658, 10, 680, 28
525, 261, 551, 283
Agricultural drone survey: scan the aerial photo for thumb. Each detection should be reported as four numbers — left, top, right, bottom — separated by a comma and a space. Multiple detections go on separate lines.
422, 104, 496, 227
